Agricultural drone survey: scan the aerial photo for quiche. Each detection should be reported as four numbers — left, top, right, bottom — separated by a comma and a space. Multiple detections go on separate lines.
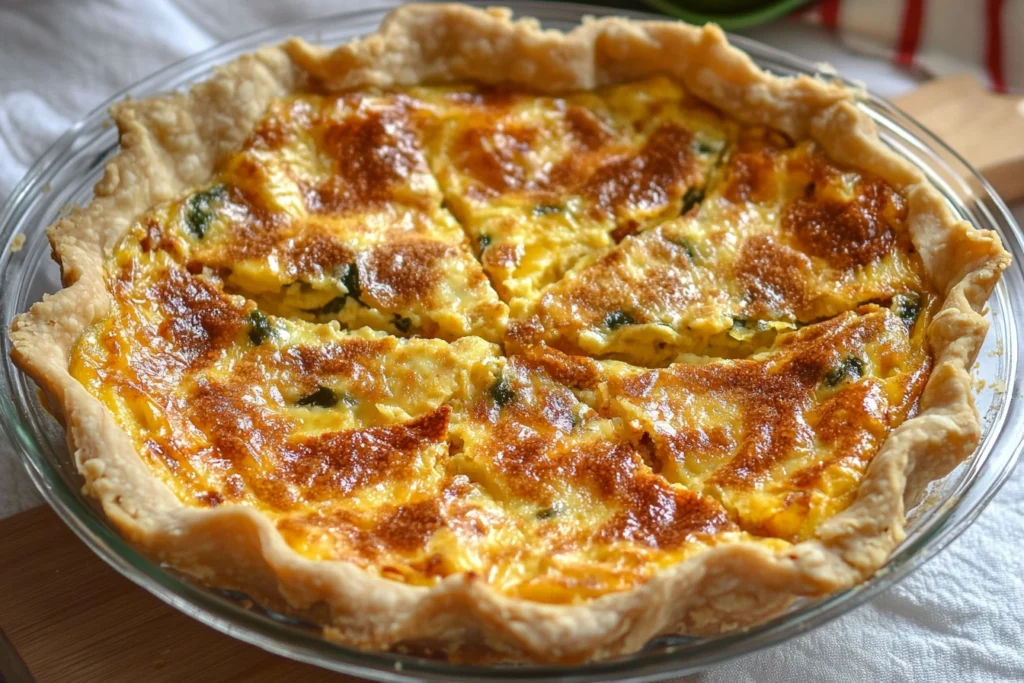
8, 4, 1009, 664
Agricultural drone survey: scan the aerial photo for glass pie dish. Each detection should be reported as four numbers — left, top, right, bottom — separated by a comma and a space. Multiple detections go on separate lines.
1, 2, 1022, 680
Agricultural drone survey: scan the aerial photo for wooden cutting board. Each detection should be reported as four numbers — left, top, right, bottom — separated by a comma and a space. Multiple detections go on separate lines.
893, 75, 1024, 204
0, 75, 1021, 683
0, 506, 361, 683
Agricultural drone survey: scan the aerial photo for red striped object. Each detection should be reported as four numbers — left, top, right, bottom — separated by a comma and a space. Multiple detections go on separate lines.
800, 0, 1021, 93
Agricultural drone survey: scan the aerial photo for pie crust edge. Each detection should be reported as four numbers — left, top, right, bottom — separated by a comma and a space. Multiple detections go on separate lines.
8, 4, 1010, 663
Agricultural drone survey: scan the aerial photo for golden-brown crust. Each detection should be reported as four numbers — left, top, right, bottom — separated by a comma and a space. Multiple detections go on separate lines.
8, 3, 1010, 664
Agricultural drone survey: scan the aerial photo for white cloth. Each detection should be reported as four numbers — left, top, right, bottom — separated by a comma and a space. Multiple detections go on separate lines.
0, 3, 1021, 681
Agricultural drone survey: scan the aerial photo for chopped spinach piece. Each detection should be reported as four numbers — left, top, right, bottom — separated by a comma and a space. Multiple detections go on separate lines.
490, 378, 515, 408
184, 185, 225, 239
477, 234, 492, 251
536, 506, 560, 520
393, 315, 412, 334
533, 204, 562, 216
316, 296, 347, 315
339, 262, 362, 303
731, 316, 748, 330
604, 310, 635, 330
681, 187, 705, 214
825, 356, 865, 387
296, 386, 338, 408
694, 140, 716, 155
308, 264, 365, 315
248, 310, 271, 346
894, 293, 922, 328
669, 237, 698, 262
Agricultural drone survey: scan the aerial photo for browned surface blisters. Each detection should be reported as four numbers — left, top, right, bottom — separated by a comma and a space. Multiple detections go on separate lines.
735, 235, 811, 317
150, 267, 246, 369
725, 148, 779, 204
283, 338, 392, 379
614, 311, 900, 491
287, 406, 450, 501
307, 95, 428, 213
276, 496, 450, 571
783, 176, 907, 270
521, 346, 601, 390
219, 190, 288, 264
655, 426, 734, 471
360, 241, 451, 308
454, 124, 538, 196
789, 381, 889, 489
524, 227, 700, 345
246, 110, 291, 150
484, 242, 522, 269
190, 373, 290, 465
565, 106, 614, 151
582, 124, 696, 220
283, 231, 354, 279
273, 339, 393, 400
597, 479, 734, 549
139, 217, 180, 256
75, 82, 942, 602
461, 355, 737, 551
479, 413, 735, 550
448, 102, 698, 224
161, 368, 451, 511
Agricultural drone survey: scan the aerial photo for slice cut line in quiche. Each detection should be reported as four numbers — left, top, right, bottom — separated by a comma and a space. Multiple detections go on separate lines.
8, 4, 1009, 664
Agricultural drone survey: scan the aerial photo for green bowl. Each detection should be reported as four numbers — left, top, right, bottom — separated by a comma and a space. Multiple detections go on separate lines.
640, 0, 810, 29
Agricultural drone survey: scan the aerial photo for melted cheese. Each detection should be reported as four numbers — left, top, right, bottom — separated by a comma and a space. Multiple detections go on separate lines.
510, 130, 930, 366
158, 93, 508, 342
598, 304, 931, 541
416, 77, 732, 304
66, 80, 938, 604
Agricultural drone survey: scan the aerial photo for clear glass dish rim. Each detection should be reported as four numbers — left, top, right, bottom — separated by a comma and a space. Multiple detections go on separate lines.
0, 3, 1021, 681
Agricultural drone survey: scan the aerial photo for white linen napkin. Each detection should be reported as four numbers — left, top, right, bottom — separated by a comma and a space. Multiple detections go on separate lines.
1, 2, 1021, 681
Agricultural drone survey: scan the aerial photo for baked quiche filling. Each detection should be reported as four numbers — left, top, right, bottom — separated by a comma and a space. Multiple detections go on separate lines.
68, 80, 935, 605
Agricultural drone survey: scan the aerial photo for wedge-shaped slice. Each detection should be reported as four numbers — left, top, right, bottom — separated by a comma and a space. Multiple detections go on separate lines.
417, 77, 732, 303
510, 129, 932, 365
145, 92, 507, 341
447, 350, 788, 603
597, 304, 931, 542
69, 240, 508, 581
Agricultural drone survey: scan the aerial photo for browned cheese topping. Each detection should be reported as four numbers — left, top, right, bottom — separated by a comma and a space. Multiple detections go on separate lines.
69, 78, 936, 603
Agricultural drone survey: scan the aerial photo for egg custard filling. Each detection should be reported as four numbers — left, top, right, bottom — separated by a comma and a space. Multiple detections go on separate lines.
59, 77, 944, 606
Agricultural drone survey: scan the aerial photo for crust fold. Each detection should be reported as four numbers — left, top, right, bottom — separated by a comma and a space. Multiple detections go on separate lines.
9, 4, 1010, 663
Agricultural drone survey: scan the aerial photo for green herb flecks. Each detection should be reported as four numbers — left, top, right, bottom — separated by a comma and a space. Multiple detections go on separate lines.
491, 378, 515, 408
536, 506, 561, 520
894, 293, 922, 328
248, 310, 272, 346
393, 315, 413, 334
339, 262, 362, 304
316, 297, 347, 315
305, 264, 365, 316
604, 310, 635, 330
694, 139, 719, 155
184, 185, 226, 239
681, 187, 705, 214
825, 356, 865, 387
296, 386, 338, 408
668, 236, 699, 262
